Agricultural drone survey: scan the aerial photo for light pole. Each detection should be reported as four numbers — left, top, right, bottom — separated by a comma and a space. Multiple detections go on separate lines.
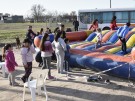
110, 0, 112, 8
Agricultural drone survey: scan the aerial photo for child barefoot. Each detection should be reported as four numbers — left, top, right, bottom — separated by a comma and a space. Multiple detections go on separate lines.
21, 39, 36, 83
95, 28, 102, 49
5, 44, 18, 86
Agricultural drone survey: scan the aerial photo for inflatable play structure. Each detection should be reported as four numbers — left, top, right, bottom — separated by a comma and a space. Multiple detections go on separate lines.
34, 29, 135, 80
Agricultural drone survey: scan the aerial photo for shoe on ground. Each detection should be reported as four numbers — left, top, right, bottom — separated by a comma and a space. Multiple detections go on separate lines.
12, 82, 19, 86
48, 76, 55, 80
9, 82, 12, 86
21, 77, 26, 83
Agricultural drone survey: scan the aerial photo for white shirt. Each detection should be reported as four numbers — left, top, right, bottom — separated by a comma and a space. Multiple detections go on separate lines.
21, 45, 36, 65
52, 38, 67, 53
41, 51, 52, 57
96, 32, 102, 41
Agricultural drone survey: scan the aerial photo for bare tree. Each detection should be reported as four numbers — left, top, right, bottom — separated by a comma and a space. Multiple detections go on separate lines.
31, 4, 46, 22
70, 11, 77, 21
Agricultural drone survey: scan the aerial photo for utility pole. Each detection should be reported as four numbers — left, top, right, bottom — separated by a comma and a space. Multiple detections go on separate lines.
110, 0, 112, 8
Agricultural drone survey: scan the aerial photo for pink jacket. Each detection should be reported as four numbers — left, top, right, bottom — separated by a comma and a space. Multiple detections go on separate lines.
5, 50, 18, 72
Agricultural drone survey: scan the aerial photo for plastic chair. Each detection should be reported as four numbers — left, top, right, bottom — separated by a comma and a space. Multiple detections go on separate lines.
23, 70, 48, 101
0, 62, 6, 77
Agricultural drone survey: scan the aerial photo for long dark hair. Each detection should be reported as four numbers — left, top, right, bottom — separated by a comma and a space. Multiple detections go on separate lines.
92, 19, 98, 25
111, 16, 117, 23
2, 44, 8, 60
22, 38, 31, 52
40, 28, 44, 34
55, 31, 61, 42
40, 33, 49, 51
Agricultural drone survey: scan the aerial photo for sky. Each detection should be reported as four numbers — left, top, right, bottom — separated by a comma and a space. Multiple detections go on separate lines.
0, 0, 135, 17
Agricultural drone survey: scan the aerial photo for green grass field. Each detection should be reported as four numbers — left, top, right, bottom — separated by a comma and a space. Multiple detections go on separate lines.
0, 22, 73, 44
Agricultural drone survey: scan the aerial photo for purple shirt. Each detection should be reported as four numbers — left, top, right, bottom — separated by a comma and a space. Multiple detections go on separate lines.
5, 50, 18, 72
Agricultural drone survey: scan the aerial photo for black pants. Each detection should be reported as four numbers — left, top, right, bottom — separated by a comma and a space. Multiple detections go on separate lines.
119, 37, 127, 53
22, 62, 32, 82
75, 27, 78, 31
64, 56, 70, 71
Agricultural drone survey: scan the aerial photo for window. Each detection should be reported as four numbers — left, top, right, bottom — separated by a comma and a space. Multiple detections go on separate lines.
115, 12, 128, 23
91, 13, 102, 24
130, 11, 135, 23
79, 12, 102, 24
103, 12, 113, 23
80, 12, 91, 24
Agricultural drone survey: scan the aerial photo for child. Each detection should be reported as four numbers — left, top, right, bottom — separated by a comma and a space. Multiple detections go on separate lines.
5, 44, 18, 86
95, 28, 102, 49
21, 38, 36, 83
52, 31, 67, 74
40, 33, 55, 79
64, 38, 71, 72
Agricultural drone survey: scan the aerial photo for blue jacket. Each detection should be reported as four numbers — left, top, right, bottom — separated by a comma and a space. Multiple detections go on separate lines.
117, 25, 130, 38
65, 44, 70, 59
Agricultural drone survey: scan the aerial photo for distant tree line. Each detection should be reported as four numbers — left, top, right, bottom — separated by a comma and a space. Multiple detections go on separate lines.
25, 4, 77, 23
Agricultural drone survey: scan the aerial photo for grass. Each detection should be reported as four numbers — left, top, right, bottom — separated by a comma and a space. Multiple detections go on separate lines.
0, 22, 73, 44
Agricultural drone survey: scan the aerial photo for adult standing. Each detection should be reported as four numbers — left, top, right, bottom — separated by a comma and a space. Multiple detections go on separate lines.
26, 25, 36, 45
59, 24, 66, 39
73, 19, 79, 31
110, 16, 118, 30
89, 19, 98, 32
117, 22, 131, 54
52, 31, 67, 74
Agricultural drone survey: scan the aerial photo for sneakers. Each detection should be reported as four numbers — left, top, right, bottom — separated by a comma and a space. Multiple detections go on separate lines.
21, 77, 26, 83
48, 75, 55, 80
12, 82, 19, 86
9, 82, 19, 86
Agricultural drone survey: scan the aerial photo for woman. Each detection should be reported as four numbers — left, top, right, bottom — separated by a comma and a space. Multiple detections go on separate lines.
52, 32, 67, 74
89, 19, 98, 32
110, 16, 117, 30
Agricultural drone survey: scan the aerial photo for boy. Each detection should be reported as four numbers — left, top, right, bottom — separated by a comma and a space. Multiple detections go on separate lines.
64, 38, 71, 72
117, 22, 131, 54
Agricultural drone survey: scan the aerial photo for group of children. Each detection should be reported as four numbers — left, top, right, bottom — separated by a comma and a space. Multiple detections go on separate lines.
2, 24, 71, 86
2, 38, 36, 86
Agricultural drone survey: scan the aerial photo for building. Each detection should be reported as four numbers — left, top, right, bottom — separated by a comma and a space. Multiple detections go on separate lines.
0, 13, 24, 23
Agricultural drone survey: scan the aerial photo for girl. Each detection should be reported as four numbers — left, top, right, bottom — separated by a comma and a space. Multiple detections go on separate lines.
89, 19, 98, 32
39, 28, 44, 35
95, 28, 102, 49
5, 44, 18, 86
40, 33, 55, 79
52, 31, 67, 74
21, 38, 36, 83
110, 16, 117, 30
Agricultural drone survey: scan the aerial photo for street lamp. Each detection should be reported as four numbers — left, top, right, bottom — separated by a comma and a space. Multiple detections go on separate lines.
110, 0, 112, 8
